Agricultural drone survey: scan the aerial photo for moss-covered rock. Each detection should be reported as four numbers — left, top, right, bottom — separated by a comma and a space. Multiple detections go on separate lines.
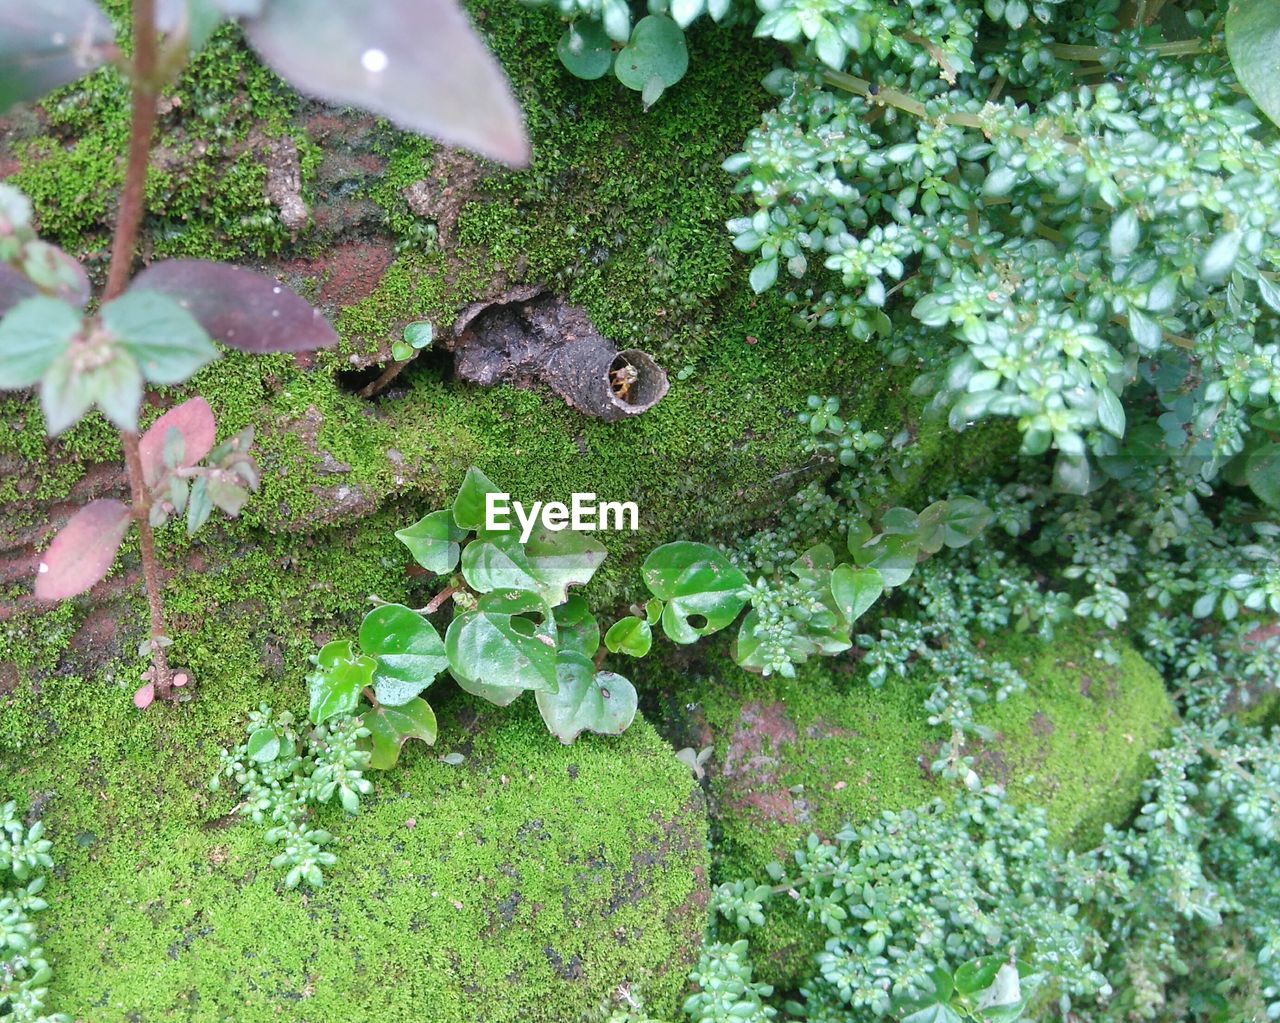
4, 681, 707, 1023
649, 621, 1177, 985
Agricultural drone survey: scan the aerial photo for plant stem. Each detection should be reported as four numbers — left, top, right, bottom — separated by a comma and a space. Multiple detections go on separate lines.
424, 585, 461, 615
105, 0, 173, 696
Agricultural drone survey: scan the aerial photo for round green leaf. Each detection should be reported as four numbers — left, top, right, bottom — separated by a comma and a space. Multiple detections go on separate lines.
642, 541, 748, 644
604, 616, 652, 657
557, 21, 613, 80
445, 588, 559, 694
535, 651, 637, 744
395, 509, 466, 574
308, 640, 374, 724
614, 15, 688, 94
452, 466, 502, 530
359, 603, 448, 705
99, 291, 218, 386
247, 727, 281, 763
403, 321, 434, 349
362, 696, 437, 770
553, 595, 600, 658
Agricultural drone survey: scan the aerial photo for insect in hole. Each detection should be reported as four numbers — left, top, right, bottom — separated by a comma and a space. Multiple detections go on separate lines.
610, 362, 640, 402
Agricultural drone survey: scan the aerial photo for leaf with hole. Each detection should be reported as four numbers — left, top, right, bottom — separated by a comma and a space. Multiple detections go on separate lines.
359, 603, 448, 705
138, 397, 217, 487
0, 0, 115, 113
553, 595, 599, 658
100, 291, 218, 385
129, 260, 338, 354
308, 640, 375, 725
522, 525, 607, 604
395, 509, 466, 574
362, 696, 437, 769
242, 0, 529, 165
34, 498, 131, 600
642, 541, 749, 643
445, 588, 559, 695
604, 616, 651, 657
535, 651, 637, 744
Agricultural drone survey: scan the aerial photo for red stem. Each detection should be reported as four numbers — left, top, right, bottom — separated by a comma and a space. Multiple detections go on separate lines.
105, 0, 173, 697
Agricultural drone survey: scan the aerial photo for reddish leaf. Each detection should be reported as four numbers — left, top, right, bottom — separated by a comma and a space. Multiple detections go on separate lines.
128, 260, 338, 353
133, 682, 155, 709
242, 0, 529, 166
138, 396, 217, 486
35, 498, 132, 600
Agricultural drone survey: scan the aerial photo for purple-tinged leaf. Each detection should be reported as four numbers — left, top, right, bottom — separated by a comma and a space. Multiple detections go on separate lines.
133, 682, 155, 709
128, 259, 338, 353
34, 498, 132, 600
138, 396, 217, 487
242, 0, 529, 166
0, 0, 116, 113
0, 264, 37, 318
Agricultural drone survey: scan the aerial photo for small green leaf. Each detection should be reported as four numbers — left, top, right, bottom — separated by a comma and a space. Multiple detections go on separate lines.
953, 956, 1002, 997
395, 509, 466, 574
749, 256, 779, 294
40, 341, 143, 435
100, 291, 218, 385
452, 466, 502, 530
403, 321, 433, 349
557, 20, 614, 80
535, 651, 637, 743
186, 476, 212, 535
0, 296, 80, 389
604, 616, 652, 657
1199, 230, 1242, 283
445, 588, 559, 695
247, 728, 281, 763
644, 598, 663, 624
1108, 208, 1140, 260
642, 541, 749, 643
554, 595, 600, 658
309, 640, 375, 724
850, 533, 919, 588
829, 564, 883, 623
614, 15, 688, 95
362, 697, 437, 769
942, 496, 993, 548
359, 603, 448, 705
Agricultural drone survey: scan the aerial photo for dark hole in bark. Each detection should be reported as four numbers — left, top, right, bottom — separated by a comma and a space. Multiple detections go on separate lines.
335, 343, 453, 401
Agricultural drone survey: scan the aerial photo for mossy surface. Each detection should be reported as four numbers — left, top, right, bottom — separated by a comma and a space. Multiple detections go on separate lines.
648, 619, 1176, 985
4, 673, 707, 1023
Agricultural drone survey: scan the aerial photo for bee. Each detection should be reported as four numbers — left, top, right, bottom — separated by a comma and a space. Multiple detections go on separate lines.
610, 362, 640, 402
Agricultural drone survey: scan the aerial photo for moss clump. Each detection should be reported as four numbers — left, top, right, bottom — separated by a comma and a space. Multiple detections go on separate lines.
648, 620, 1175, 985
4, 677, 707, 1023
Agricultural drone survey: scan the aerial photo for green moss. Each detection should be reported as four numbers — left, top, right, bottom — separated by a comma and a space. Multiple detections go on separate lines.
5, 680, 706, 1022
646, 620, 1175, 985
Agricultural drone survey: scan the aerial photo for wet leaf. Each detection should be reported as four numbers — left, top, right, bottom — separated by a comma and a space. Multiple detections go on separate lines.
128, 260, 338, 353
242, 0, 529, 165
34, 498, 131, 600
829, 564, 883, 622
395, 508, 466, 574
642, 541, 748, 643
535, 651, 637, 743
362, 696, 437, 769
359, 603, 448, 705
445, 588, 558, 695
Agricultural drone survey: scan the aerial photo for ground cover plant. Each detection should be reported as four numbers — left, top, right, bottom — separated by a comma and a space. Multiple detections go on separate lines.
1, 0, 1279, 1020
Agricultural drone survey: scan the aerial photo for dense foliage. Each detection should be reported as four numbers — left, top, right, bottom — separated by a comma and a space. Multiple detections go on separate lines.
0, 803, 64, 1023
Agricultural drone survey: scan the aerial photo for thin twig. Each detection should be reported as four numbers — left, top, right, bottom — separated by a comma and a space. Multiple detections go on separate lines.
424, 585, 460, 615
